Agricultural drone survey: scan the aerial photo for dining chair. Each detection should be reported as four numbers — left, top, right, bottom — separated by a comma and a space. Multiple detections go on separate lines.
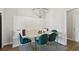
51, 30, 58, 33
19, 33, 31, 44
35, 34, 49, 50
19, 33, 32, 51
48, 32, 58, 47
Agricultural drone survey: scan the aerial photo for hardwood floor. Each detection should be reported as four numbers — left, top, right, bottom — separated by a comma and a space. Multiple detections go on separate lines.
0, 42, 67, 51
0, 44, 19, 51
0, 40, 78, 51
0, 42, 75, 51
67, 40, 77, 51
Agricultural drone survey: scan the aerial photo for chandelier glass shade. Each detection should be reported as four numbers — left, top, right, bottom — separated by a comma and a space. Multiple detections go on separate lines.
32, 8, 49, 18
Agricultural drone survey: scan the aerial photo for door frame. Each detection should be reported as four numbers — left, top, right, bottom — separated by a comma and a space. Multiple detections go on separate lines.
71, 14, 75, 41
66, 10, 74, 40
0, 13, 2, 48
0, 10, 3, 48
66, 8, 79, 41
67, 11, 79, 42
73, 14, 79, 42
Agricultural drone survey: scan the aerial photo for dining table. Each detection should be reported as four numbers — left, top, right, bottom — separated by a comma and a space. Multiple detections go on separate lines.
23, 31, 52, 42
22, 31, 66, 50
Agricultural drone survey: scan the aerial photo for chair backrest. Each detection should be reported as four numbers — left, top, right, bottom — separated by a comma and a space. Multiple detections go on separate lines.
19, 33, 23, 44
51, 30, 58, 33
49, 33, 58, 41
39, 34, 49, 45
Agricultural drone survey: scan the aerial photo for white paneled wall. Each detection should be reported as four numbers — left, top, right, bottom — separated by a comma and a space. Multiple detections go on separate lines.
45, 9, 67, 45
2, 8, 18, 47
13, 16, 46, 47
14, 16, 45, 31
13, 16, 45, 36
67, 9, 79, 42
2, 8, 67, 47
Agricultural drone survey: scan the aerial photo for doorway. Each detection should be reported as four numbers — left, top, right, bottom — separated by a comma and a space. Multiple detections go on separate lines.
67, 9, 79, 51
0, 13, 2, 48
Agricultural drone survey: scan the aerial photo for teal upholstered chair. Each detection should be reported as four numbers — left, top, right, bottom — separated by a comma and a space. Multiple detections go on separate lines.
52, 30, 58, 33
35, 34, 49, 50
19, 33, 32, 51
49, 30, 58, 42
19, 33, 31, 44
49, 33, 57, 42
48, 30, 58, 46
48, 32, 58, 47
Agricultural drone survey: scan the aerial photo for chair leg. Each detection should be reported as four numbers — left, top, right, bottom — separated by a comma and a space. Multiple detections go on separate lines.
28, 42, 31, 47
55, 41, 57, 49
47, 42, 49, 45
48, 42, 52, 46
34, 42, 39, 51
36, 45, 41, 51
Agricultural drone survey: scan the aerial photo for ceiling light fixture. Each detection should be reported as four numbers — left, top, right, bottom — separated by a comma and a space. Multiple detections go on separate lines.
32, 8, 49, 18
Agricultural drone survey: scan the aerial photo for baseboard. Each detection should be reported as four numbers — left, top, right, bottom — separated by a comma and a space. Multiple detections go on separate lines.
12, 44, 19, 48
75, 40, 79, 42
67, 39, 75, 41
3, 42, 13, 46
67, 38, 79, 42
55, 40, 67, 46
67, 39, 74, 41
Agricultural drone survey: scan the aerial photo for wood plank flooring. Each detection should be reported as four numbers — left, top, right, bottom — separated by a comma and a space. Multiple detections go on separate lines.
0, 44, 19, 51
0, 40, 78, 51
0, 42, 67, 51
67, 40, 78, 51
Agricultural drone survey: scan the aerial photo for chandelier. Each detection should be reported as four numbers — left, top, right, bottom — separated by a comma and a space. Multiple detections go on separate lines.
32, 8, 49, 18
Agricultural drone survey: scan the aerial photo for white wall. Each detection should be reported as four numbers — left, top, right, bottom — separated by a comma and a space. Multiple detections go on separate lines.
2, 8, 18, 47
67, 8, 79, 41
13, 16, 46, 47
14, 16, 45, 31
2, 8, 44, 47
2, 8, 67, 47
0, 9, 13, 47
67, 11, 73, 40
45, 8, 67, 45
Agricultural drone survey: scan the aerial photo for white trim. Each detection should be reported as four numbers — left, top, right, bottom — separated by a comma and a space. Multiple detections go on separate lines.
67, 8, 78, 12
75, 40, 79, 42
12, 44, 19, 48
0, 9, 3, 48
3, 42, 12, 46
55, 40, 66, 46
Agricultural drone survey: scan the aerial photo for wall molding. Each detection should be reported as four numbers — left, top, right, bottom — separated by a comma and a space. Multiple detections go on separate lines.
3, 42, 13, 47
12, 44, 19, 48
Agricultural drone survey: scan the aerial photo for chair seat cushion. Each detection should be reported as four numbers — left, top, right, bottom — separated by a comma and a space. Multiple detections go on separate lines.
48, 33, 57, 42
35, 34, 48, 45
21, 38, 31, 44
